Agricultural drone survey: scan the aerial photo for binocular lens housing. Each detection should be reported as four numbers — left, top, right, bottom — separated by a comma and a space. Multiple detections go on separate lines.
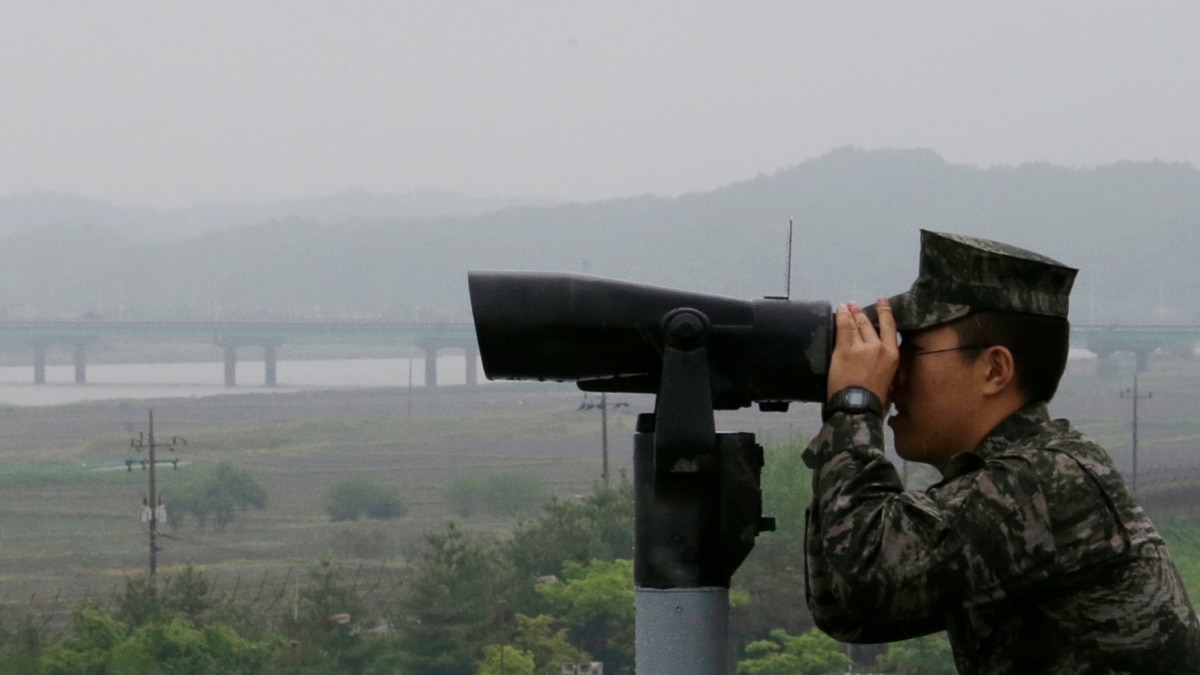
468, 271, 833, 410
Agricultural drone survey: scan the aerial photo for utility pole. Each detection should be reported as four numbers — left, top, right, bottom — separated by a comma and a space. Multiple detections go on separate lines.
128, 410, 186, 579
579, 393, 627, 485
1120, 374, 1152, 493
601, 393, 608, 485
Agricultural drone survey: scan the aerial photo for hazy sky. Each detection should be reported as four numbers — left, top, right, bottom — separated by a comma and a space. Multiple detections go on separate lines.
2, 2, 1197, 208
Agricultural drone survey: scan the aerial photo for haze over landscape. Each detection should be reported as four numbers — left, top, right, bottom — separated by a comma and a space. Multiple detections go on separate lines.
3, 2, 1198, 207
2, 3, 1198, 330
1, 5, 1200, 673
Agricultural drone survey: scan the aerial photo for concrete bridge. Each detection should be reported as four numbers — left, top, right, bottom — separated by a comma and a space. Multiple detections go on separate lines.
1071, 324, 1200, 372
0, 319, 478, 387
0, 320, 1194, 387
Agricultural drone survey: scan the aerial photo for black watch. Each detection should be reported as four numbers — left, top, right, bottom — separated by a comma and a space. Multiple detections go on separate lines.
822, 386, 884, 423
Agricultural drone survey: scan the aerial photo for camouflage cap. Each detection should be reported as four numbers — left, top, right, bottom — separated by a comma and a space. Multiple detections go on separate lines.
888, 230, 1078, 331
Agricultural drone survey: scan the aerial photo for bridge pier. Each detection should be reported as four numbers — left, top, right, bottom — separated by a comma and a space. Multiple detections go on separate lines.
264, 344, 277, 387
224, 345, 237, 386
34, 345, 46, 385
465, 345, 478, 386
74, 344, 87, 384
1135, 350, 1151, 374
424, 346, 438, 387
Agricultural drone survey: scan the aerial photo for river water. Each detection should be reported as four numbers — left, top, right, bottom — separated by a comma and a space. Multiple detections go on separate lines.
0, 355, 476, 406
0, 349, 1109, 408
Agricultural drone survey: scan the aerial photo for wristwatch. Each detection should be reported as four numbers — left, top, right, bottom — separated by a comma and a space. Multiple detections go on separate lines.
822, 386, 884, 423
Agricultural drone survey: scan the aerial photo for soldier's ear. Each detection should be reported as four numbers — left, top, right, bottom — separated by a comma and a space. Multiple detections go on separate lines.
979, 345, 1016, 396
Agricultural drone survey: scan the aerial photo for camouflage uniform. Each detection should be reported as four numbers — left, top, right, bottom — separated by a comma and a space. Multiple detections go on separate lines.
804, 231, 1200, 673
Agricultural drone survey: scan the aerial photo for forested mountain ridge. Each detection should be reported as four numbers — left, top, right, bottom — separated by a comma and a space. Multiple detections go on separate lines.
1, 148, 1196, 324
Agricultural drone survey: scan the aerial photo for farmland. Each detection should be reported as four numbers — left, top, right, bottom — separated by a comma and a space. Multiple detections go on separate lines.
1, 354, 1198, 633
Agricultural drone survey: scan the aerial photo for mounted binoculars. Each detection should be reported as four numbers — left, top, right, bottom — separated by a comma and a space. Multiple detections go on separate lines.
468, 270, 834, 410
470, 270, 836, 670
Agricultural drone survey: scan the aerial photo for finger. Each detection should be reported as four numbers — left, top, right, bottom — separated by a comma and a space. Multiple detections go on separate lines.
834, 303, 857, 349
875, 296, 897, 348
849, 301, 878, 343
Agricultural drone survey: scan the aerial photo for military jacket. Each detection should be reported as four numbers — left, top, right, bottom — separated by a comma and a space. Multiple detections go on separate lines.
803, 403, 1200, 674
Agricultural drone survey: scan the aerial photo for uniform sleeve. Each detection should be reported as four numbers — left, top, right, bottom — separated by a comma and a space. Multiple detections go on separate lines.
802, 412, 1058, 643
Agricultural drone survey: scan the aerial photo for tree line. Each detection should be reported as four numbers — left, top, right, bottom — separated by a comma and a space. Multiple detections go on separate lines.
0, 442, 961, 674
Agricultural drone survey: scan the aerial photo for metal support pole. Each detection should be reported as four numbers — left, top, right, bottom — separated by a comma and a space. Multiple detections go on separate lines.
601, 392, 610, 485
634, 420, 729, 674
636, 589, 729, 673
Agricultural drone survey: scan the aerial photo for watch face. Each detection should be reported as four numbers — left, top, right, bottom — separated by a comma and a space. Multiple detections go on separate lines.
845, 389, 868, 407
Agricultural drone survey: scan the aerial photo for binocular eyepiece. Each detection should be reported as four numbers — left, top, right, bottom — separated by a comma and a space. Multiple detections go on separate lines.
468, 271, 833, 411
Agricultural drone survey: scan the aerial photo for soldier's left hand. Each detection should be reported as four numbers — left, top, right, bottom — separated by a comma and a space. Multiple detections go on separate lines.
827, 297, 898, 407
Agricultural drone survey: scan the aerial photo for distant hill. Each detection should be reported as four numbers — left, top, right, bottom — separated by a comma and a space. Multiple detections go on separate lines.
1, 148, 1196, 326
0, 189, 553, 239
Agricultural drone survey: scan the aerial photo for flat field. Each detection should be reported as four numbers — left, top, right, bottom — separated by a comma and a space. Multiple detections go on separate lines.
0, 355, 1198, 630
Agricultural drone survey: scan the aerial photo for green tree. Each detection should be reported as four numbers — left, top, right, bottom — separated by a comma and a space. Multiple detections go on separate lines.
511, 614, 590, 675
397, 523, 507, 675
476, 644, 535, 675
117, 567, 212, 630
162, 565, 213, 623
40, 607, 126, 675
736, 628, 850, 675
117, 575, 164, 628
279, 559, 397, 675
445, 472, 550, 518
108, 618, 275, 674
503, 479, 633, 614
40, 607, 277, 675
169, 461, 267, 530
326, 477, 408, 521
876, 633, 956, 675
535, 559, 634, 675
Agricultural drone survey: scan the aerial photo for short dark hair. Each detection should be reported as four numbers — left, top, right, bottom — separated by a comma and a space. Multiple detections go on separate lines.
951, 310, 1070, 403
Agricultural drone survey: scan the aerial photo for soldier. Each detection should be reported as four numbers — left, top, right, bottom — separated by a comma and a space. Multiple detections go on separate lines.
804, 230, 1200, 673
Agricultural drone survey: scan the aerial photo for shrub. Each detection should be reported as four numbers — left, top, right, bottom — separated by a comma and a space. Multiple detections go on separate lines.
167, 462, 267, 531
737, 628, 851, 675
326, 478, 408, 522
445, 472, 549, 517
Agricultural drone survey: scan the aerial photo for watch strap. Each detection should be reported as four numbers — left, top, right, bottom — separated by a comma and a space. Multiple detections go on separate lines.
822, 386, 884, 423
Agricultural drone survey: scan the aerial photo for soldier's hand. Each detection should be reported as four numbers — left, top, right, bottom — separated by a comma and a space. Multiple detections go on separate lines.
827, 297, 898, 407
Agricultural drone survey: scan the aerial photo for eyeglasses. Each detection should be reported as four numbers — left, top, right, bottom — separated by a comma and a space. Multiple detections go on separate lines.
903, 344, 994, 358
897, 343, 994, 370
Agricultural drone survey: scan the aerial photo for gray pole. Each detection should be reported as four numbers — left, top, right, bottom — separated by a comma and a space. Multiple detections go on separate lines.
148, 410, 158, 579
634, 426, 732, 675
636, 589, 729, 673
600, 392, 609, 485
130, 411, 185, 581
1133, 375, 1138, 492
1120, 374, 1153, 493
